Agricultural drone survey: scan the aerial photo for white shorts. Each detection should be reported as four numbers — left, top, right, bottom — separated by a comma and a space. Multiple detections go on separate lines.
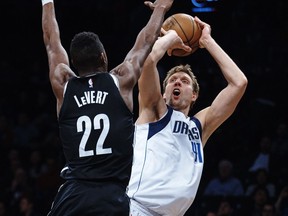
130, 199, 160, 216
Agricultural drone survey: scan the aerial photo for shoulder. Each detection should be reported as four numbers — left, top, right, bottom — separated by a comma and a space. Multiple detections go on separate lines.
110, 61, 139, 88
55, 63, 76, 76
110, 61, 132, 77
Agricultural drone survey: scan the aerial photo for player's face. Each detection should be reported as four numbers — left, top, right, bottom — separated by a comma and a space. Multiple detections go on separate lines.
163, 72, 196, 111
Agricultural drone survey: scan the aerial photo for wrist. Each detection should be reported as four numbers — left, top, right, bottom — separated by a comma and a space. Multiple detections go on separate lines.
42, 0, 53, 6
200, 35, 214, 48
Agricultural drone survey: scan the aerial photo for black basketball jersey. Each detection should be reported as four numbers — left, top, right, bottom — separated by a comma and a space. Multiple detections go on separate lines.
58, 73, 134, 186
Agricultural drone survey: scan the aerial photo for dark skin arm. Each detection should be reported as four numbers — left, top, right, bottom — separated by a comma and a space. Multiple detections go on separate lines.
42, 3, 76, 117
110, 0, 174, 112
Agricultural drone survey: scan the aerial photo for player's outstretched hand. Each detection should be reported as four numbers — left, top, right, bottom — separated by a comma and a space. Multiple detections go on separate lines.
144, 0, 174, 12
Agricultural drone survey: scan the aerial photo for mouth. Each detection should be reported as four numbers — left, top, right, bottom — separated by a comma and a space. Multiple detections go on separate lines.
173, 89, 180, 96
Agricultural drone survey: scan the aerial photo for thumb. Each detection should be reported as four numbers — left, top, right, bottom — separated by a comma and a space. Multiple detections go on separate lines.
144, 1, 155, 10
167, 49, 173, 56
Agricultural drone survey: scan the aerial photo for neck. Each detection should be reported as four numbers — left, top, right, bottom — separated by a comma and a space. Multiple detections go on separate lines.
80, 71, 102, 77
79, 65, 108, 77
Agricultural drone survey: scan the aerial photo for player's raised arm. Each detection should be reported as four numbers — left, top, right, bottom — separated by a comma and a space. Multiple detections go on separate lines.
111, 0, 174, 91
137, 30, 191, 123
194, 16, 248, 145
41, 0, 76, 115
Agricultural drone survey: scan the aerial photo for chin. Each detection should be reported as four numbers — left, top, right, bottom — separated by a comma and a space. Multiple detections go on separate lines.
168, 101, 179, 110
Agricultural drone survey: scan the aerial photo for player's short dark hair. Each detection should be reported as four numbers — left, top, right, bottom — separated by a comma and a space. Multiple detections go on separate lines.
70, 32, 105, 72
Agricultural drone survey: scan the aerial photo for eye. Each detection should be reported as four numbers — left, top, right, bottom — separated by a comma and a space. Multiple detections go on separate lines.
182, 79, 189, 84
169, 78, 176, 83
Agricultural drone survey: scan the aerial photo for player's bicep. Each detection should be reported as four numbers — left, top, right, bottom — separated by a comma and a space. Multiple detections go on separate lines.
46, 42, 69, 72
200, 86, 242, 140
211, 85, 244, 120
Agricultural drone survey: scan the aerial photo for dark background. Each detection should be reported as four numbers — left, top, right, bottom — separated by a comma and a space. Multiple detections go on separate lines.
0, 0, 288, 215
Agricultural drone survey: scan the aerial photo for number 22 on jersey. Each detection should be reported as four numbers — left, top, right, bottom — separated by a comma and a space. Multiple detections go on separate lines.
77, 113, 112, 157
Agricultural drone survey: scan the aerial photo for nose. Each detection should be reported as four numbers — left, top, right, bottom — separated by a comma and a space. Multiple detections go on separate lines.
174, 79, 181, 86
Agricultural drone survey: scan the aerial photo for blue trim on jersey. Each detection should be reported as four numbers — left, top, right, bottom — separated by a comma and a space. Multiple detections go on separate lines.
191, 117, 202, 139
147, 107, 173, 140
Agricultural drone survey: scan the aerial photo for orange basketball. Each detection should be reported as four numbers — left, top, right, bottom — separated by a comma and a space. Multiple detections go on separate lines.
162, 13, 202, 56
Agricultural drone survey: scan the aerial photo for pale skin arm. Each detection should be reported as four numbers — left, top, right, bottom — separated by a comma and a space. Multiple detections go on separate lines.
110, 0, 173, 112
42, 3, 76, 117
193, 16, 248, 146
137, 30, 191, 124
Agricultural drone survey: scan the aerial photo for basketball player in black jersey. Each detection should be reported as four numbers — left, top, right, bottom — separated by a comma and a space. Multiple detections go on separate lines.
41, 0, 174, 215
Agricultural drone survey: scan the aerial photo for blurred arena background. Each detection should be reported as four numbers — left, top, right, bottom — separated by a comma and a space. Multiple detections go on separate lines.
0, 0, 288, 215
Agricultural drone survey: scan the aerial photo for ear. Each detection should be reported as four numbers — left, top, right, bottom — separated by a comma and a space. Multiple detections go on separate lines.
101, 52, 108, 65
191, 92, 198, 102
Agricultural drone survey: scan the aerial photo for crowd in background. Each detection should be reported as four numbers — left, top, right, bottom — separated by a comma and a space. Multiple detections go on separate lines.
0, 0, 288, 215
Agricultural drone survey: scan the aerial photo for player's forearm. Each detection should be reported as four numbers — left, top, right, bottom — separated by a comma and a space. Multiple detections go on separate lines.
150, 31, 178, 62
204, 37, 247, 87
42, 2, 60, 48
139, 5, 168, 47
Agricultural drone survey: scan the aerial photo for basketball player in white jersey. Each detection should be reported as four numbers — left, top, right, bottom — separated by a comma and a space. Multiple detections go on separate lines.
127, 17, 248, 216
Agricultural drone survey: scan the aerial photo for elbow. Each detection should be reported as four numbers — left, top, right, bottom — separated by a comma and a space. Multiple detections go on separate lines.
241, 75, 248, 90
236, 75, 248, 95
235, 72, 248, 91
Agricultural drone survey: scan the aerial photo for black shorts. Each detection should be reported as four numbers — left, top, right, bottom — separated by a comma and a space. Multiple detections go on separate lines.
47, 180, 130, 216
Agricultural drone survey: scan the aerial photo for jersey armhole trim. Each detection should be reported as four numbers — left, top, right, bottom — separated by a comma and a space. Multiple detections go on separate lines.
110, 74, 120, 90
191, 117, 202, 139
63, 81, 68, 97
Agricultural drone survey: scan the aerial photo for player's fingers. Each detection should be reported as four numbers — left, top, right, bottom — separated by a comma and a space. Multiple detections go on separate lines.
194, 16, 200, 21
194, 16, 205, 28
195, 16, 211, 31
144, 1, 155, 10
194, 16, 203, 24
167, 49, 173, 56
183, 45, 192, 53
161, 28, 168, 35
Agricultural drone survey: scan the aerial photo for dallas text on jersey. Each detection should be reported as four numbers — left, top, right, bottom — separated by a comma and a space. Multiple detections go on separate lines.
173, 120, 203, 163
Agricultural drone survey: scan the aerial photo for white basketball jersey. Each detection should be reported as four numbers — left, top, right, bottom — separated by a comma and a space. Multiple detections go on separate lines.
127, 106, 204, 216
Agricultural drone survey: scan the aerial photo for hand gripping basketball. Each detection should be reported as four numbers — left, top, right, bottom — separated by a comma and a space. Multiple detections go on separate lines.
162, 13, 202, 56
